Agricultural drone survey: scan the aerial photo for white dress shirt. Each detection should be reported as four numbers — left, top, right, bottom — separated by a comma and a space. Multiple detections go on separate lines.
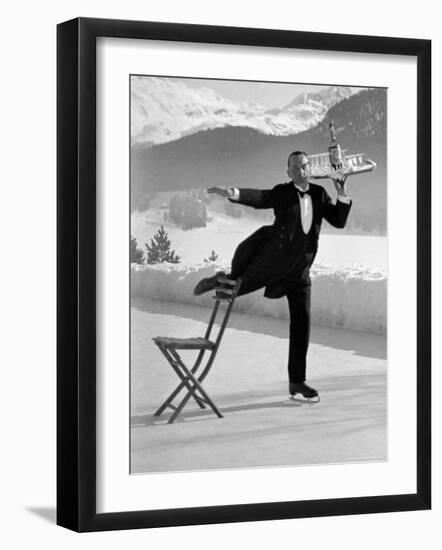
229, 184, 350, 235
294, 184, 313, 234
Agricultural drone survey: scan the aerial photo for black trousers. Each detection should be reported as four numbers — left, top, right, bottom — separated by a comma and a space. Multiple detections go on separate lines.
284, 283, 311, 384
229, 236, 312, 384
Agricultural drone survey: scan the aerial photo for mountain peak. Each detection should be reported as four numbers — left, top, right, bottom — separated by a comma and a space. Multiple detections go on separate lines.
131, 77, 365, 147
281, 86, 359, 111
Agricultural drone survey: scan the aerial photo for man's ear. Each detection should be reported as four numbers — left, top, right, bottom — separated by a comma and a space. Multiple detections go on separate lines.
286, 169, 290, 178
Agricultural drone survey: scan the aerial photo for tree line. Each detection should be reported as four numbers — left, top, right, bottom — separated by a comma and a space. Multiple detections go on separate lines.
131, 228, 219, 265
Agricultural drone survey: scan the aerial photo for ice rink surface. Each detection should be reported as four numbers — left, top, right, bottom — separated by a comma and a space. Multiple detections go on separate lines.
131, 298, 387, 474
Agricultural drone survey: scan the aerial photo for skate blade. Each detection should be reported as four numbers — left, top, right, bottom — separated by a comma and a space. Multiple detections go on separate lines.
289, 393, 321, 404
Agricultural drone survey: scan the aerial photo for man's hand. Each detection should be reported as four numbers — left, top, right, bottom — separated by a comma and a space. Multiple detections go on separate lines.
331, 173, 349, 197
207, 187, 230, 197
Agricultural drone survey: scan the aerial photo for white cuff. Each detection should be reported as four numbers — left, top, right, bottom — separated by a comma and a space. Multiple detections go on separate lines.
229, 188, 240, 201
337, 195, 351, 204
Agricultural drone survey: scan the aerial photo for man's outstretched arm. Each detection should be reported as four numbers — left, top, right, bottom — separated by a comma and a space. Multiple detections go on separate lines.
207, 186, 279, 209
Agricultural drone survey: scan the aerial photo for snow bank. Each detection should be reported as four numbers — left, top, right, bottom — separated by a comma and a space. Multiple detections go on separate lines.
131, 262, 387, 335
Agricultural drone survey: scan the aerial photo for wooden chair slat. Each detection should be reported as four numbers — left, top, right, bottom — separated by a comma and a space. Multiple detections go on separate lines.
214, 286, 234, 294
212, 295, 232, 302
153, 336, 215, 350
217, 277, 236, 286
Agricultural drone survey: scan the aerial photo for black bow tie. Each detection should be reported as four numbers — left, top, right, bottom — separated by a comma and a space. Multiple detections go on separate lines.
297, 188, 310, 198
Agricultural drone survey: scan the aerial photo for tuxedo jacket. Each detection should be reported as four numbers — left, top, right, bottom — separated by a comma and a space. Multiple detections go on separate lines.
229, 181, 352, 298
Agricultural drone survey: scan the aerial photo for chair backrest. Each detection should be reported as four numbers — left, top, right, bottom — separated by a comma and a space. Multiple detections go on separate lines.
204, 277, 242, 350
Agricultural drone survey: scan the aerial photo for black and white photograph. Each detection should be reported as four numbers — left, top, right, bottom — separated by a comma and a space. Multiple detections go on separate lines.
130, 75, 387, 474
1, 0, 435, 543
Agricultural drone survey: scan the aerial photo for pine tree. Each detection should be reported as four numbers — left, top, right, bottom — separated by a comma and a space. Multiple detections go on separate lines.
130, 235, 144, 264
145, 225, 181, 264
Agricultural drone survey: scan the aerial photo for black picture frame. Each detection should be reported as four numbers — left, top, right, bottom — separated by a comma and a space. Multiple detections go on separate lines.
57, 17, 431, 532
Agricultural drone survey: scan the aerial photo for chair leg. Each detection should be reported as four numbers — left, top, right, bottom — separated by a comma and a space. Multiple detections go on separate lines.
153, 346, 206, 417
153, 380, 206, 416
167, 353, 223, 424
168, 379, 223, 424
153, 346, 223, 423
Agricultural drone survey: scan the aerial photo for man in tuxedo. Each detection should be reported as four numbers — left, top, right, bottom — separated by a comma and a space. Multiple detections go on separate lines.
193, 151, 352, 399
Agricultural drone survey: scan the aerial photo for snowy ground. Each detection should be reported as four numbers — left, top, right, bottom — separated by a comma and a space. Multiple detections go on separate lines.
131, 298, 387, 474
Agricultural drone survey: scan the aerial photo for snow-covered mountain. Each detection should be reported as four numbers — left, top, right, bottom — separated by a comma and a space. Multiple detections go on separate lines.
278, 86, 359, 111
131, 88, 386, 233
131, 77, 363, 146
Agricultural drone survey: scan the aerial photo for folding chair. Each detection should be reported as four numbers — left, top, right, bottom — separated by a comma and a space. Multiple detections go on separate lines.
152, 277, 242, 424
